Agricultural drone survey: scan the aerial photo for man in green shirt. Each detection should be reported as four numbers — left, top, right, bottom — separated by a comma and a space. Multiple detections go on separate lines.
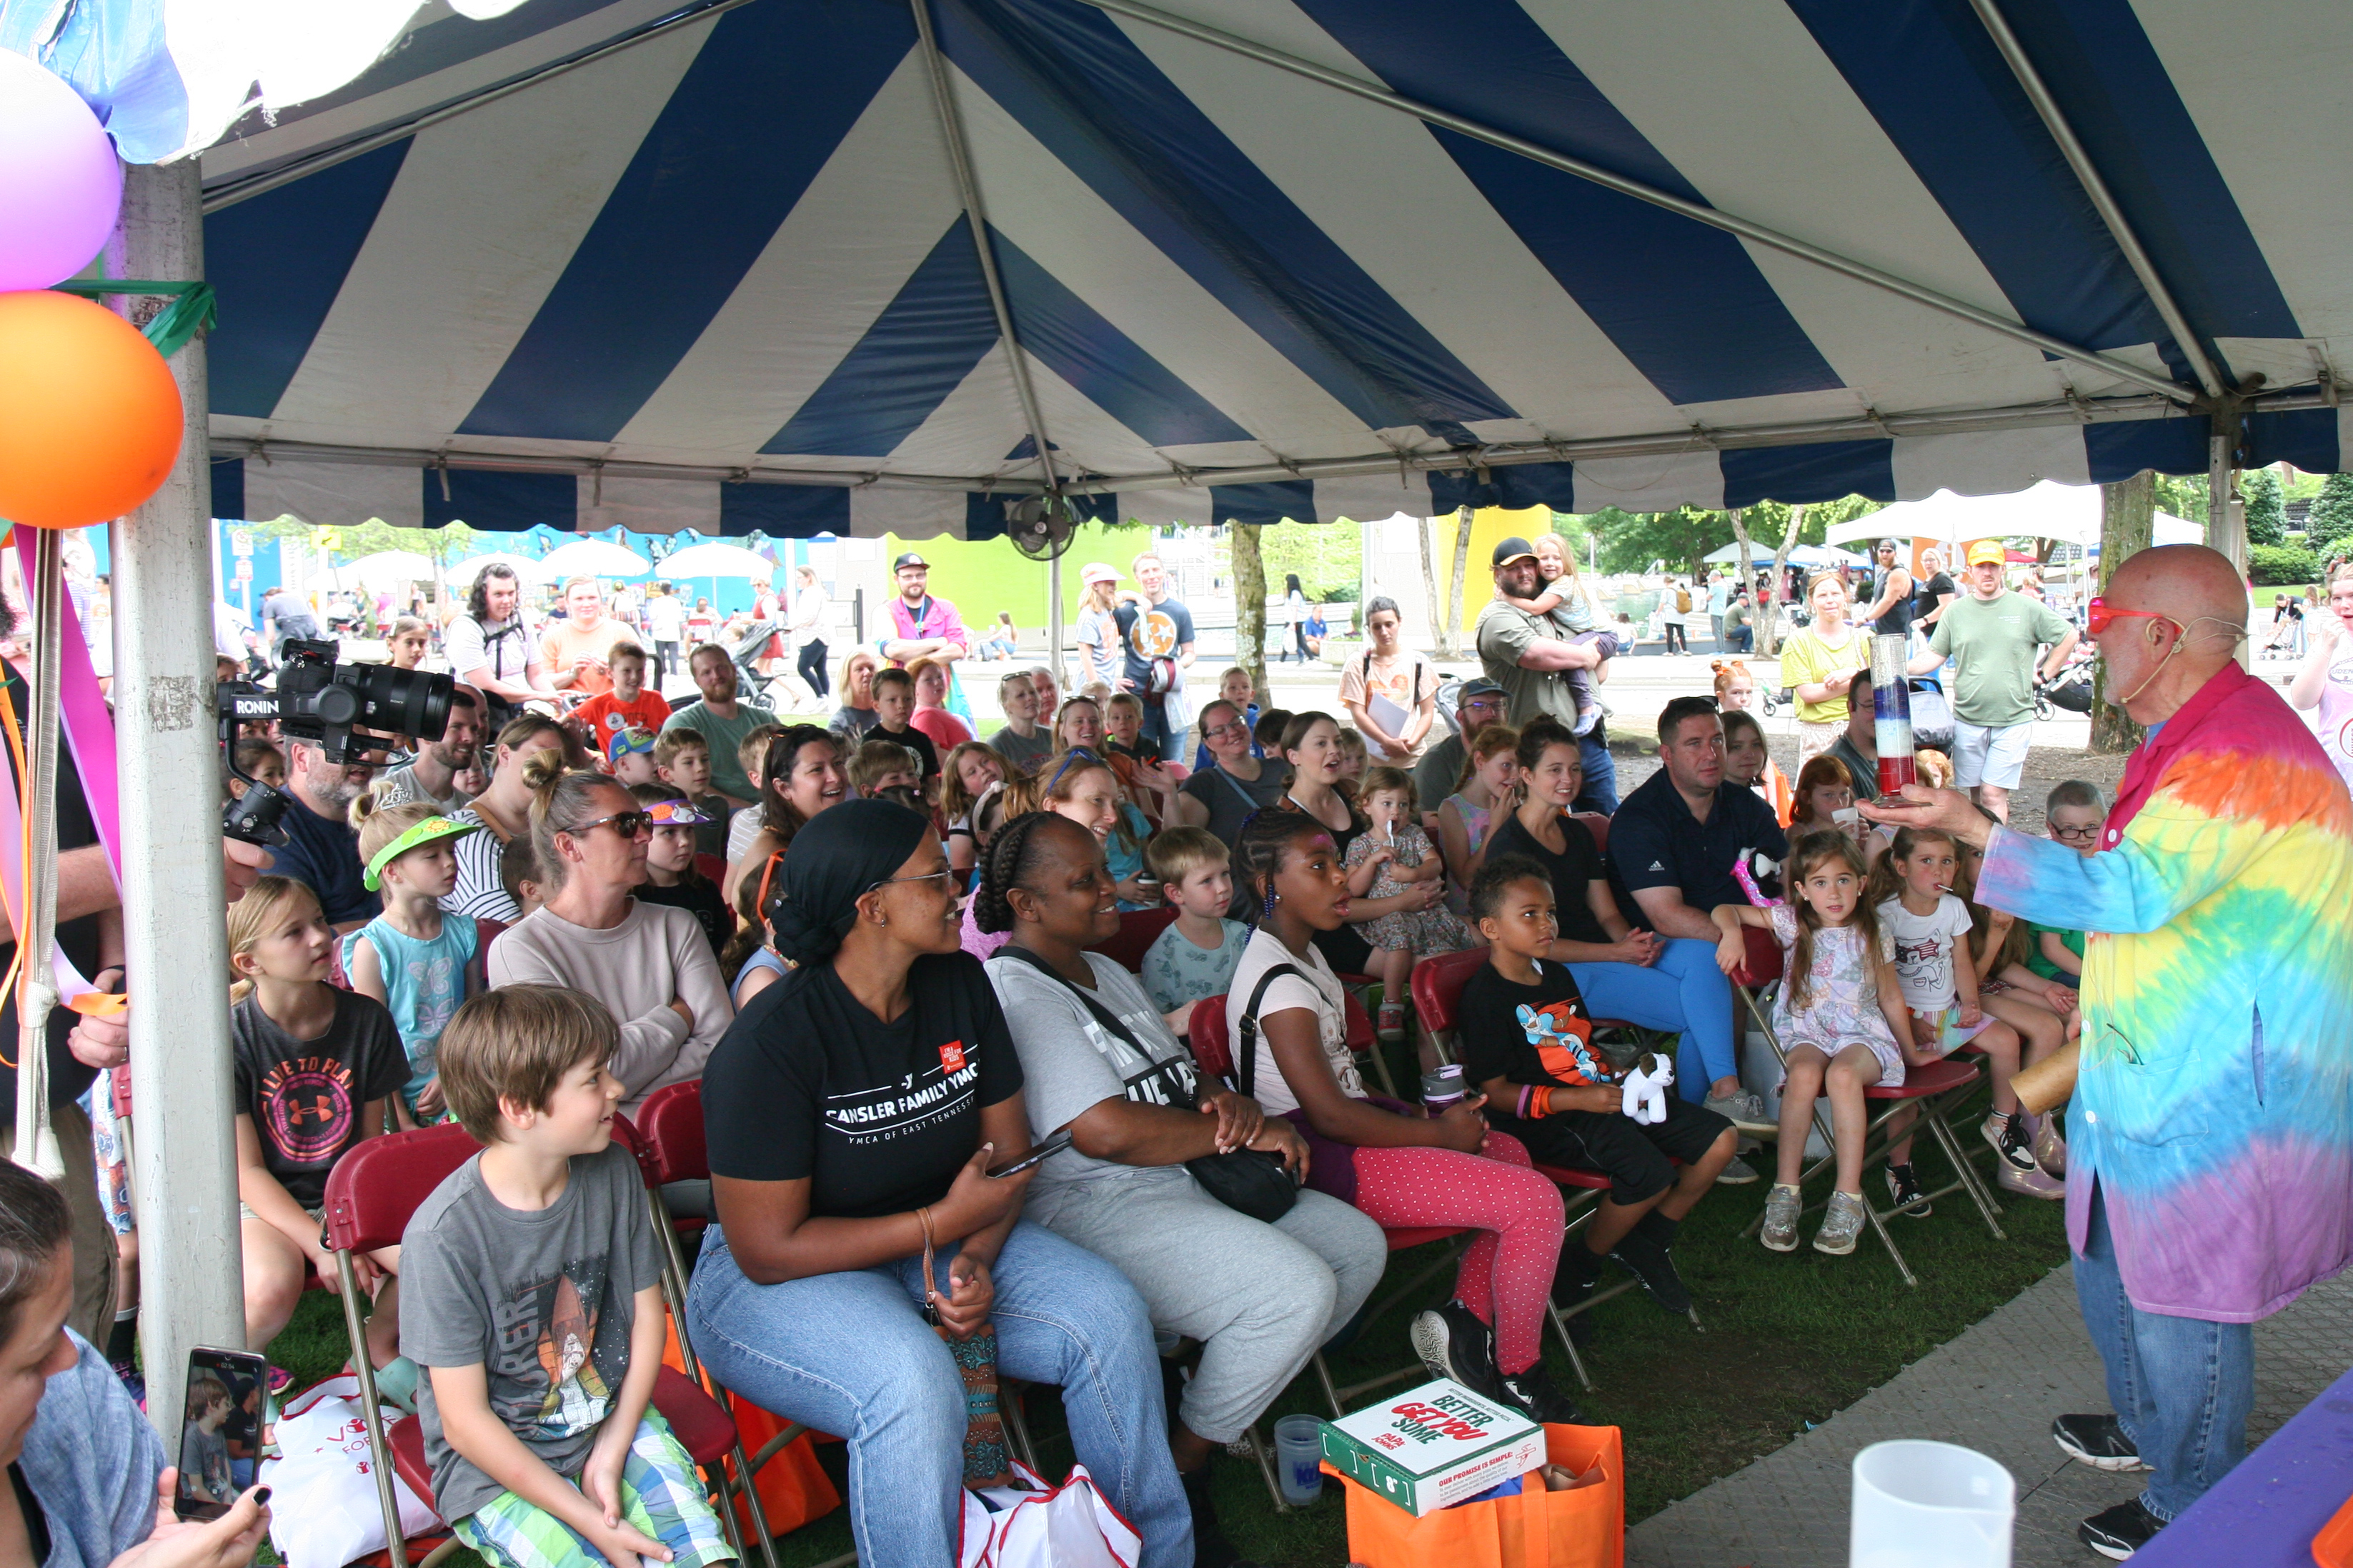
660, 643, 778, 807
1907, 541, 2078, 820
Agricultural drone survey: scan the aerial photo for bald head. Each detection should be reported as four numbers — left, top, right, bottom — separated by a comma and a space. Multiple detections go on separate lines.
2109, 545, 2247, 654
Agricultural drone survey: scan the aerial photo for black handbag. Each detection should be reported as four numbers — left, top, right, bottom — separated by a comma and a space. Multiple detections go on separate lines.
998, 948, 1298, 1222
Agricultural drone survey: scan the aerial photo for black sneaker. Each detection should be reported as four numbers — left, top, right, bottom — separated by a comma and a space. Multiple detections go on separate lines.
1984, 1111, 2038, 1172
1496, 1362, 1583, 1424
2079, 1497, 2164, 1559
1884, 1162, 1933, 1219
2052, 1413, 2150, 1472
1411, 1301, 1502, 1399
1606, 1229, 1693, 1316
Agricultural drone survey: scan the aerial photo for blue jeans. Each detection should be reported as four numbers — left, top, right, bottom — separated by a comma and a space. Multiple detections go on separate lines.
688, 1219, 1190, 1568
1569, 939, 1736, 1100
1578, 727, 1619, 815
2074, 1183, 2252, 1521
1138, 699, 1183, 762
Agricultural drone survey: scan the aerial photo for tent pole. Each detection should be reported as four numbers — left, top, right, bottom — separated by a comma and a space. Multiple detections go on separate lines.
1049, 554, 1064, 687
1071, 0, 2194, 406
110, 159, 246, 1439
11, 529, 65, 1182
1963, 0, 2228, 399
908, 0, 1065, 499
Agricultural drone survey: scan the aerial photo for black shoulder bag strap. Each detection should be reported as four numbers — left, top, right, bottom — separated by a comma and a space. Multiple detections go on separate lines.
1236, 962, 1308, 1100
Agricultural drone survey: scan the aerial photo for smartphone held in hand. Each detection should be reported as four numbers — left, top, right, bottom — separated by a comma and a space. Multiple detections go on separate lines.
175, 1347, 270, 1521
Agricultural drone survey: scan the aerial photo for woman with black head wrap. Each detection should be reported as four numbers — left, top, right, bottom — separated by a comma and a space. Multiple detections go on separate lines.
687, 800, 1190, 1568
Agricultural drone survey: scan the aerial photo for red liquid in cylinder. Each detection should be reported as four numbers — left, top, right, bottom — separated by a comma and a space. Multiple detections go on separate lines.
1878, 754, 1917, 796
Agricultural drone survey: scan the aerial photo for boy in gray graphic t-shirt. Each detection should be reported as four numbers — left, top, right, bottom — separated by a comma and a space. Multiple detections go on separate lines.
399, 986, 733, 1568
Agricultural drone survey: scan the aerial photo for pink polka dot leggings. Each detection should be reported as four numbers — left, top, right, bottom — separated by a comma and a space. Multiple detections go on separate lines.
1348, 1132, 1566, 1375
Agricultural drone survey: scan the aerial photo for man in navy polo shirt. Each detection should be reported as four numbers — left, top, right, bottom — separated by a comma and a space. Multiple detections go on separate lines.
1609, 696, 1785, 1139
265, 736, 381, 930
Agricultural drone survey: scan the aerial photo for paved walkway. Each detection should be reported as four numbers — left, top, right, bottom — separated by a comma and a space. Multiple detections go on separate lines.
1627, 1263, 2353, 1567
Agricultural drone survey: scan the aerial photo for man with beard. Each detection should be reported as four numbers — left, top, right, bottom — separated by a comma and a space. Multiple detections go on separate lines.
447, 564, 555, 707
264, 736, 382, 929
372, 685, 484, 812
660, 644, 777, 808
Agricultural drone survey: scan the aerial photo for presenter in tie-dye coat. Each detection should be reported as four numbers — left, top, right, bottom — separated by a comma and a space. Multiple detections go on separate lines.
1867, 546, 2353, 1556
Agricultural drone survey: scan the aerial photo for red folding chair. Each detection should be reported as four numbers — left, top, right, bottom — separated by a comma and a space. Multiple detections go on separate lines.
1721, 925, 2007, 1285
633, 1083, 1040, 1478
321, 1127, 773, 1568
1188, 998, 1471, 1421
1407, 950, 1683, 1391
1086, 907, 1175, 974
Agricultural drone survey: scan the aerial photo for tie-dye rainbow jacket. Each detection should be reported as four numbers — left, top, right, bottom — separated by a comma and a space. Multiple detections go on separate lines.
1976, 663, 2353, 1322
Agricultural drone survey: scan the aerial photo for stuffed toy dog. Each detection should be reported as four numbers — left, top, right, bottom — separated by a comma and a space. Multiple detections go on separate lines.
1621, 1052, 1673, 1125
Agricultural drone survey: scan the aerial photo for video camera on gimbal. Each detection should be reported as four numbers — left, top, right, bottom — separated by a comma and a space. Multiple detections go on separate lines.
219, 638, 455, 847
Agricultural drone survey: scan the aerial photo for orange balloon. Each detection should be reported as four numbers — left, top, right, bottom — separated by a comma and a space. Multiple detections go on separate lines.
0, 289, 182, 528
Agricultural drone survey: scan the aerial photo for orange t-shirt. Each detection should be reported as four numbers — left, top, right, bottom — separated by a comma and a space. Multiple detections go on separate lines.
539, 618, 640, 697
574, 689, 672, 748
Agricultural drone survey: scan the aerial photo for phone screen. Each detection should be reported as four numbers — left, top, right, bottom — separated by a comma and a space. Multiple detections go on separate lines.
176, 1347, 270, 1522
987, 1129, 1073, 1178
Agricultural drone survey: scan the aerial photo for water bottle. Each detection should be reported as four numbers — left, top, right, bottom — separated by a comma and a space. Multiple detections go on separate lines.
1421, 1064, 1466, 1112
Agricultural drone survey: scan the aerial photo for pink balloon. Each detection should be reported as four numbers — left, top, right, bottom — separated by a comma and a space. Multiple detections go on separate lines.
0, 51, 123, 292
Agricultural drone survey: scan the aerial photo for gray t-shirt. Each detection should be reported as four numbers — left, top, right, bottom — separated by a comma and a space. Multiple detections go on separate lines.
983, 952, 1198, 1223
987, 724, 1055, 775
400, 1144, 662, 1520
1413, 734, 1467, 814
1928, 590, 2074, 729
661, 699, 779, 803
373, 763, 470, 814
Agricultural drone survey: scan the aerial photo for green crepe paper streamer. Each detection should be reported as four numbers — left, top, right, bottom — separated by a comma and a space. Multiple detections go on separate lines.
46, 279, 218, 359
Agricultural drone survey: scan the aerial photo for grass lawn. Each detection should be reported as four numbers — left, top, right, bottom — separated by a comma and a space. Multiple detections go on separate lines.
269, 1088, 2067, 1568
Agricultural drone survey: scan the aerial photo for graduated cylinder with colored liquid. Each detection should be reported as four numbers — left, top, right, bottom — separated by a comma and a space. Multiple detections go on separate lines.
1870, 634, 1916, 796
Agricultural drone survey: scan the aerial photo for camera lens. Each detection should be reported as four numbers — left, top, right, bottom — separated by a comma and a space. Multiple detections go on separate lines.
349, 663, 454, 743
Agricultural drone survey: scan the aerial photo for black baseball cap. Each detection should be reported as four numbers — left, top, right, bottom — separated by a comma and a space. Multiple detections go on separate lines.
892, 551, 930, 571
1458, 678, 1506, 702
1491, 537, 1537, 568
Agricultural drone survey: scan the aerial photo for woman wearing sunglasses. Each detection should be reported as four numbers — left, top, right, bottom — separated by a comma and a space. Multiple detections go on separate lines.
485, 761, 733, 1117
690, 799, 1190, 1568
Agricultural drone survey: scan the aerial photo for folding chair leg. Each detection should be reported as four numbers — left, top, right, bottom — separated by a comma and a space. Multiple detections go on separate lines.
722, 1435, 782, 1568
1925, 1104, 2009, 1241
1233, 1427, 1288, 1511
1003, 1383, 1041, 1474
705, 1454, 748, 1566
1313, 1352, 1344, 1419
335, 1251, 408, 1557
1545, 1304, 1594, 1392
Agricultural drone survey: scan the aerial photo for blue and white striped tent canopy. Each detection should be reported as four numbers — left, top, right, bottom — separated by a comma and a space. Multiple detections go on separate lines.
182, 0, 2353, 539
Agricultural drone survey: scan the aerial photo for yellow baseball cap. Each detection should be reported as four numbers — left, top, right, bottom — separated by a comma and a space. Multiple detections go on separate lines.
1965, 540, 2006, 567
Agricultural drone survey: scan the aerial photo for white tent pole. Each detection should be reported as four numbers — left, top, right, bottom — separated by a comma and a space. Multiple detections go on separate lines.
1049, 554, 1063, 686
11, 528, 66, 1182
110, 159, 245, 1439
1962, 0, 2229, 400
1073, 0, 2192, 406
908, 0, 1065, 498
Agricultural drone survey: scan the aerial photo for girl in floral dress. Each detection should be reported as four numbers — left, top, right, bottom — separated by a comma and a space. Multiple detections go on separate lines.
1345, 766, 1476, 1039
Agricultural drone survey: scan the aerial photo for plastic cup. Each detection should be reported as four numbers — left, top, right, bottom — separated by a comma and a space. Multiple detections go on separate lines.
1273, 1414, 1325, 1507
1849, 1439, 2014, 1568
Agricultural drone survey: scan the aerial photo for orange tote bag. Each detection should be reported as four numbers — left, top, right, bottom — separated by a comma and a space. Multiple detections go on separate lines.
1337, 1424, 1623, 1568
662, 1317, 842, 1537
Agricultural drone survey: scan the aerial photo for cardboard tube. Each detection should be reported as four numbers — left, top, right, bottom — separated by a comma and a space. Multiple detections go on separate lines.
2011, 1039, 2079, 1115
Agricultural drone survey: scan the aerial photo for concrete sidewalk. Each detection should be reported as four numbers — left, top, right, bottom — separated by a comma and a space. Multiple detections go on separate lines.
1626, 1264, 2353, 1567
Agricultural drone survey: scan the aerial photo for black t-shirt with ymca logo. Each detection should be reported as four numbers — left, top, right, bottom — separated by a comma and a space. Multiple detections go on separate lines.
703, 951, 1025, 1218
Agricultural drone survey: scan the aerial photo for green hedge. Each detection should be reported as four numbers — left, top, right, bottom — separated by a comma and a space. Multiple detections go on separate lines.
2249, 543, 2319, 586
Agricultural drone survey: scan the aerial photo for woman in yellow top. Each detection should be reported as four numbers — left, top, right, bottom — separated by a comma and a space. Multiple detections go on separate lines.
1779, 571, 1869, 765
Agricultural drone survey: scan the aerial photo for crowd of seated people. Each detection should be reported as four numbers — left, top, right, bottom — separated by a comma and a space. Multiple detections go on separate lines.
177, 634, 2095, 1568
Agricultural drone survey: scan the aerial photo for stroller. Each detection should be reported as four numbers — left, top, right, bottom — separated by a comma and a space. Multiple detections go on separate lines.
722, 616, 798, 710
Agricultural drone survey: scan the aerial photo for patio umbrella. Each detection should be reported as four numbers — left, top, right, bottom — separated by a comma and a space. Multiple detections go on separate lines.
339, 549, 435, 589
539, 539, 650, 579
447, 551, 548, 587
658, 542, 775, 580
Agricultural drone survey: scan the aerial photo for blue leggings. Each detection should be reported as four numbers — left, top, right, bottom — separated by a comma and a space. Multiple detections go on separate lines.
1568, 938, 1737, 1099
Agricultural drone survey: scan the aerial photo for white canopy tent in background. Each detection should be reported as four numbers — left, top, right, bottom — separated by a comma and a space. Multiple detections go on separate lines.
444, 549, 550, 586
80, 0, 2353, 541
1700, 540, 1864, 568
1828, 479, 2205, 549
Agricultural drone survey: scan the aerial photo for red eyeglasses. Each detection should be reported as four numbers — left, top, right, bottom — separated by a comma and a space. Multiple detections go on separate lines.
2085, 598, 2179, 636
